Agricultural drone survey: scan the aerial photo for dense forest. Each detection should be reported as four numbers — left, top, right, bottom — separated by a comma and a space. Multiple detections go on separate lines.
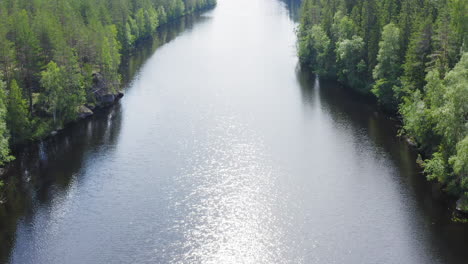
298, 0, 467, 209
0, 0, 216, 168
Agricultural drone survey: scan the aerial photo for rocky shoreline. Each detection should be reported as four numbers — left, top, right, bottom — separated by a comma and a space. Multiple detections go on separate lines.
49, 72, 124, 137
0, 72, 124, 180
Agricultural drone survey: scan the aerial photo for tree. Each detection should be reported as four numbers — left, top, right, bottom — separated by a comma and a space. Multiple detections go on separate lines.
158, 6, 168, 24
0, 78, 13, 165
39, 61, 63, 124
6, 80, 30, 143
336, 35, 367, 92
372, 23, 401, 110
298, 25, 332, 76
10, 9, 42, 113
402, 20, 433, 92
429, 10, 459, 76
433, 52, 468, 148
331, 12, 356, 42
168, 0, 185, 19
450, 136, 468, 194
0, 20, 16, 86
403, 52, 468, 194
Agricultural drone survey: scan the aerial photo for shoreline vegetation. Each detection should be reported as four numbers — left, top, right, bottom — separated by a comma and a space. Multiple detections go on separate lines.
0, 0, 217, 178
297, 0, 467, 213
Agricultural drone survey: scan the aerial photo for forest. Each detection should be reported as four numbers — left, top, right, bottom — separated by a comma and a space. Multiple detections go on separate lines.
298, 0, 467, 209
0, 0, 216, 168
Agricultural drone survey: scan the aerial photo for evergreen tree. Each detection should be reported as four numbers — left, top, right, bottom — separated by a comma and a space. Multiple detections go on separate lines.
372, 23, 401, 110
10, 9, 42, 113
0, 78, 13, 165
6, 80, 30, 143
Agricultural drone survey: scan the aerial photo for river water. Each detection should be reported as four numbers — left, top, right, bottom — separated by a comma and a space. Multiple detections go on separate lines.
1, 0, 467, 263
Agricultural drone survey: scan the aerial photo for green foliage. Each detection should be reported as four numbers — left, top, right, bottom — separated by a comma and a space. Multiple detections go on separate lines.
298, 25, 331, 76
372, 23, 401, 110
158, 6, 168, 25
331, 12, 356, 41
336, 35, 367, 92
402, 52, 468, 195
10, 9, 42, 112
400, 90, 437, 152
402, 20, 433, 92
0, 78, 13, 165
0, 20, 16, 85
40, 61, 72, 126
0, 0, 217, 169
299, 0, 468, 199
168, 0, 186, 19
7, 80, 30, 143
450, 136, 468, 191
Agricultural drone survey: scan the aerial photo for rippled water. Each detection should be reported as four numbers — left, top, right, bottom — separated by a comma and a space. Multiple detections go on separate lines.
1, 0, 468, 263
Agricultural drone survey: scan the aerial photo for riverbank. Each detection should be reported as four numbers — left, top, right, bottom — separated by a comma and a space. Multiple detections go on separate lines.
0, 2, 217, 182
308, 65, 468, 217
297, 0, 468, 214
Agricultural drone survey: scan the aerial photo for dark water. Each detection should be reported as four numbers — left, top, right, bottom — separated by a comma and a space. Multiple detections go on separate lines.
1, 0, 467, 263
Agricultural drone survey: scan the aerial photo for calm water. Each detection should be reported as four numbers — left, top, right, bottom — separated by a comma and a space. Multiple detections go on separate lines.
1, 0, 467, 263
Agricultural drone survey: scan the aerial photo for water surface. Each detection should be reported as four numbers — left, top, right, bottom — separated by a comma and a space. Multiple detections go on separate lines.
1, 0, 467, 263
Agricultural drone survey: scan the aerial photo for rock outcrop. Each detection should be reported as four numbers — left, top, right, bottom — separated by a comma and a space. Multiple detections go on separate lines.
92, 72, 124, 107
78, 105, 94, 119
456, 195, 468, 213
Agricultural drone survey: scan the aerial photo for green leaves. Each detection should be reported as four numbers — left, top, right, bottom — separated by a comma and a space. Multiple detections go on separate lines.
402, 52, 468, 193
450, 137, 468, 189
40, 61, 64, 125
0, 78, 13, 165
6, 80, 30, 144
372, 23, 401, 110
336, 35, 367, 92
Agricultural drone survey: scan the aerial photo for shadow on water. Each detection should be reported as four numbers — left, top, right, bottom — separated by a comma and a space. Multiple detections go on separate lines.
0, 106, 123, 263
120, 14, 212, 86
296, 67, 468, 264
0, 13, 208, 264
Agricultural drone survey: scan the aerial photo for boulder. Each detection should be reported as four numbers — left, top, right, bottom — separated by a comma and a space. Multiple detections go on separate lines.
78, 105, 94, 119
456, 196, 468, 213
92, 72, 124, 107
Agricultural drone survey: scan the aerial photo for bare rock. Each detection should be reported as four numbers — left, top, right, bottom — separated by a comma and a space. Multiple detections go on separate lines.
78, 105, 94, 119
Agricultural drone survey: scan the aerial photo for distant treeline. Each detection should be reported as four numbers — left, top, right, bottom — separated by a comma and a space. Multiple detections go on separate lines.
0, 0, 216, 165
298, 0, 467, 208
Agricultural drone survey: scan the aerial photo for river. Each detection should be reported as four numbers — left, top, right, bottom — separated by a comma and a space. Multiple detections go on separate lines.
1, 0, 467, 263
